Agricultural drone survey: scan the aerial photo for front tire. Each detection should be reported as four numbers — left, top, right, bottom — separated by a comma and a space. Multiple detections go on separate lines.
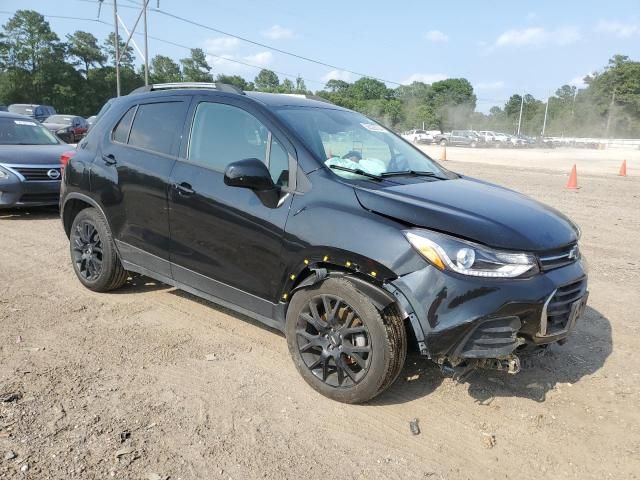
439, 139, 447, 146
69, 207, 128, 292
285, 277, 407, 403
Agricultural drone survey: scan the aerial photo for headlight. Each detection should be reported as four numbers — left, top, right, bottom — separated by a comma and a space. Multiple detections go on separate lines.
0, 165, 10, 179
404, 229, 539, 278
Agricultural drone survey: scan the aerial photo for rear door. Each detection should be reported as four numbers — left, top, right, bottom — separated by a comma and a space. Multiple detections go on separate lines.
94, 96, 190, 277
167, 96, 295, 314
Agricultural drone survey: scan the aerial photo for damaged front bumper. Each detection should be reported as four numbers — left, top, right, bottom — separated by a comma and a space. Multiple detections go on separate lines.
388, 257, 588, 370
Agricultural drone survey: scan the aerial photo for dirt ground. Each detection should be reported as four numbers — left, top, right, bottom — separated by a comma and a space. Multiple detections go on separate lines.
1, 151, 639, 479
418, 145, 639, 177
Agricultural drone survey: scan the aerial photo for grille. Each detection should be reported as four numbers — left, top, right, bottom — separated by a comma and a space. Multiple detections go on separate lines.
18, 192, 60, 204
538, 243, 579, 271
543, 278, 587, 335
13, 166, 61, 181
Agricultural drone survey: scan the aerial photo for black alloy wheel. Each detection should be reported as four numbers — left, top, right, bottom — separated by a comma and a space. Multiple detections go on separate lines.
296, 294, 372, 387
71, 220, 103, 282
69, 207, 128, 292
286, 277, 407, 403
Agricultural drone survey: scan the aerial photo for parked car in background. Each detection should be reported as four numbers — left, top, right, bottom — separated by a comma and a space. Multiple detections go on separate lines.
478, 131, 496, 143
506, 134, 526, 148
0, 112, 70, 208
478, 131, 511, 146
493, 132, 510, 145
0, 105, 8, 112
401, 129, 439, 144
43, 115, 88, 143
8, 104, 56, 122
518, 135, 537, 147
434, 130, 483, 147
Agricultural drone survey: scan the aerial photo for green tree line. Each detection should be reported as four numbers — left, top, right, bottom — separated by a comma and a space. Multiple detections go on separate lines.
1, 10, 639, 138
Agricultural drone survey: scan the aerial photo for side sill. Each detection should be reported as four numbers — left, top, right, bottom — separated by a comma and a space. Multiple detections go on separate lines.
121, 260, 285, 333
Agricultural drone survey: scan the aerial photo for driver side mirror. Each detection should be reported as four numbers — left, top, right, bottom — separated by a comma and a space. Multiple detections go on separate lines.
224, 158, 281, 208
224, 158, 274, 191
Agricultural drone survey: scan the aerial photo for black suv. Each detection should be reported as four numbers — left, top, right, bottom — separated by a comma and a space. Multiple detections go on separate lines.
60, 83, 588, 403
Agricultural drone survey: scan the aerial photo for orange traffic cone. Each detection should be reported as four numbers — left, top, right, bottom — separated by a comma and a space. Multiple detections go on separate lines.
566, 164, 578, 190
441, 146, 447, 161
618, 160, 627, 177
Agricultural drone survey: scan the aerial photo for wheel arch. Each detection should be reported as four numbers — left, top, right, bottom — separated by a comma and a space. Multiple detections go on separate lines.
285, 265, 427, 356
61, 193, 109, 238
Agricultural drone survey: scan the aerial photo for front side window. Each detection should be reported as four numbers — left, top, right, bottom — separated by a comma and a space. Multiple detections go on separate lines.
188, 102, 268, 172
276, 107, 444, 180
128, 101, 187, 156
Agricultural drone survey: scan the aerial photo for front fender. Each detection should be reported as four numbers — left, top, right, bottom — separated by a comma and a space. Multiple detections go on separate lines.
280, 170, 426, 293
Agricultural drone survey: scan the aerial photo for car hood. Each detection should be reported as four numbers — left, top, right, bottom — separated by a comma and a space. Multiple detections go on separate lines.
43, 123, 69, 131
0, 144, 70, 166
354, 177, 578, 251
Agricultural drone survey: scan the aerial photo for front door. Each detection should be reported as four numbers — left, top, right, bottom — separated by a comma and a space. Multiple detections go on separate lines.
168, 97, 295, 317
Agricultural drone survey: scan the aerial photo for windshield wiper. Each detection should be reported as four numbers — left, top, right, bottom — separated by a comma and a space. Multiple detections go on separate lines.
380, 170, 443, 179
328, 164, 382, 180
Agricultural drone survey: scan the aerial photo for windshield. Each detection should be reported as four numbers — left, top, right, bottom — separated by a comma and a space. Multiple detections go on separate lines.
0, 118, 60, 145
275, 107, 444, 180
45, 115, 73, 124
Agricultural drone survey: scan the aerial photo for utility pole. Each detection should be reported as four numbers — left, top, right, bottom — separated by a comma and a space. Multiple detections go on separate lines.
604, 89, 616, 139
143, 0, 149, 85
113, 0, 121, 96
542, 97, 549, 136
517, 93, 524, 136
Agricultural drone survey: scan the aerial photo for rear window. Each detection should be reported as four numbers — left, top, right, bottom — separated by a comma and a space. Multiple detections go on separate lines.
128, 102, 187, 156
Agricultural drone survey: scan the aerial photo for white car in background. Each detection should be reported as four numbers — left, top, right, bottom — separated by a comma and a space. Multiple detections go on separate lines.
401, 129, 439, 144
478, 130, 497, 143
494, 132, 510, 144
479, 130, 510, 146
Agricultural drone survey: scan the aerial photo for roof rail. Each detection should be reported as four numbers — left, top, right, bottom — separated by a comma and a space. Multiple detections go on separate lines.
129, 82, 245, 95
279, 93, 334, 105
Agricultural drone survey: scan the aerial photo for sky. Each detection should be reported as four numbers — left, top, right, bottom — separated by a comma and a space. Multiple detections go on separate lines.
1, 0, 639, 112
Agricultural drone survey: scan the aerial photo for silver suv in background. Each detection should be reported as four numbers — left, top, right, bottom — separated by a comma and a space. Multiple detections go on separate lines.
434, 130, 484, 147
8, 104, 57, 123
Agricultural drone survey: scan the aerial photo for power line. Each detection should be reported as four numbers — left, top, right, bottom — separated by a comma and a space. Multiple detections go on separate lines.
0, 10, 105, 23
147, 35, 325, 86
0, 11, 325, 87
73, 0, 403, 86
0, 8, 512, 104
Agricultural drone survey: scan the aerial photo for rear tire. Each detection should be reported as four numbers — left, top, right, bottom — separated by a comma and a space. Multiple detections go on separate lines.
439, 139, 447, 146
285, 277, 407, 404
69, 207, 128, 292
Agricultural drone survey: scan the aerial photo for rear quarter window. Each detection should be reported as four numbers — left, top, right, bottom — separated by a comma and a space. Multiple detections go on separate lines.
128, 101, 188, 156
112, 106, 136, 144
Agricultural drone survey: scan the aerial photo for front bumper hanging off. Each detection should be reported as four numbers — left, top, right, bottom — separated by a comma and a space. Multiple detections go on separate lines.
389, 256, 588, 372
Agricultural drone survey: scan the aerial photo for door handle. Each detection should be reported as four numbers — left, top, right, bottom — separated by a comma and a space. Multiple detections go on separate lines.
102, 154, 117, 165
174, 182, 195, 196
